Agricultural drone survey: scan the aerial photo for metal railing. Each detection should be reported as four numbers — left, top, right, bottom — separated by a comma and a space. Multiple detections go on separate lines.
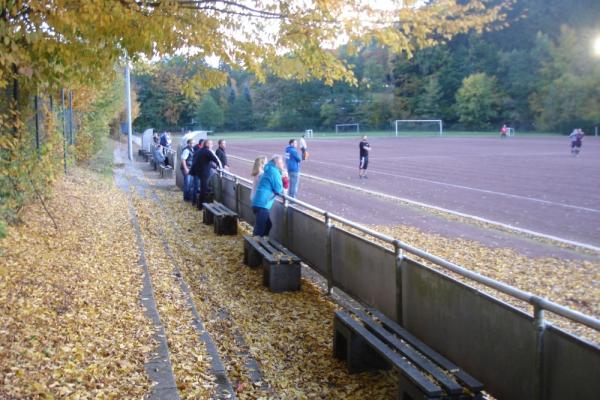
218, 168, 600, 332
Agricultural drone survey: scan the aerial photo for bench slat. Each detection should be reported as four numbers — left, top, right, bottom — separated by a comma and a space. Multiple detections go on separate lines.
243, 237, 281, 262
367, 306, 484, 392
336, 311, 444, 397
258, 238, 300, 263
348, 307, 463, 395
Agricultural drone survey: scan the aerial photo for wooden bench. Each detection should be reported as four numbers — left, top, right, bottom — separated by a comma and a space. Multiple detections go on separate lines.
334, 307, 484, 399
243, 236, 302, 293
159, 164, 173, 178
202, 202, 238, 235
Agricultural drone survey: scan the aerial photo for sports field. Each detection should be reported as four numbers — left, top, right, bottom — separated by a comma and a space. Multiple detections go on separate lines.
210, 129, 561, 140
226, 135, 600, 250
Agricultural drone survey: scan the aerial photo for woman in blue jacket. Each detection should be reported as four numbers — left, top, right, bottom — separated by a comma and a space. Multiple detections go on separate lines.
251, 155, 284, 237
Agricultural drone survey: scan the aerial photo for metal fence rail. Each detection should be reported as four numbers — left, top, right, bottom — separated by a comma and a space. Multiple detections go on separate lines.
214, 168, 599, 400
219, 169, 599, 331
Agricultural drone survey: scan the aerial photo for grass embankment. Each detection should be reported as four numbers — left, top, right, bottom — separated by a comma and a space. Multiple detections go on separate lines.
0, 167, 154, 397
0, 142, 218, 398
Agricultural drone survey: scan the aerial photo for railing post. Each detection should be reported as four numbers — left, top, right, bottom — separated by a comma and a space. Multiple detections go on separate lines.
532, 298, 546, 400
394, 240, 404, 324
282, 196, 289, 246
233, 177, 239, 214
325, 212, 333, 295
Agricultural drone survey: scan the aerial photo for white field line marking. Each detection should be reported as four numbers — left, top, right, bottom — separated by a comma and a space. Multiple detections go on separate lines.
230, 154, 600, 253
234, 148, 600, 213
306, 159, 600, 214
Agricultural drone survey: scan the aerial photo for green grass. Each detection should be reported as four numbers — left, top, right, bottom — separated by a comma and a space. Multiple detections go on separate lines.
205, 130, 563, 141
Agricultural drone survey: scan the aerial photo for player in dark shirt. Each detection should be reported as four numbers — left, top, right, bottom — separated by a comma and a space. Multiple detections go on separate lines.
359, 135, 371, 179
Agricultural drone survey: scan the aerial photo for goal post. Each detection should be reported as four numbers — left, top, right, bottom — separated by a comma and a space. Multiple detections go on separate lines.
395, 119, 443, 137
304, 129, 314, 138
335, 123, 360, 135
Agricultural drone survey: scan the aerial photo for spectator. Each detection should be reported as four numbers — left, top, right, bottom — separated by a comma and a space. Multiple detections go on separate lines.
181, 138, 195, 202
359, 135, 371, 179
153, 132, 159, 145
216, 139, 229, 171
159, 131, 168, 147
193, 139, 222, 209
190, 139, 205, 204
250, 156, 267, 200
500, 124, 508, 138
252, 155, 284, 237
299, 133, 308, 160
152, 144, 166, 166
281, 169, 290, 196
285, 139, 302, 198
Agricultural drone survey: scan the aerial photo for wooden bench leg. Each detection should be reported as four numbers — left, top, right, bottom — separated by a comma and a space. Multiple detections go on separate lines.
333, 317, 390, 374
243, 240, 263, 268
262, 261, 301, 293
214, 215, 237, 235
202, 208, 214, 225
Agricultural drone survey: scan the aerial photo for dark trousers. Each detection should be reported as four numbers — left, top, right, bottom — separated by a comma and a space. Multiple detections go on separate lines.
198, 173, 210, 209
252, 206, 272, 237
183, 173, 193, 201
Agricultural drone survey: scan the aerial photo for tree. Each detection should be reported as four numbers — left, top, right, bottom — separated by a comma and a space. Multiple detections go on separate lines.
415, 76, 443, 119
196, 96, 224, 131
0, 0, 515, 231
530, 27, 600, 132
455, 73, 504, 129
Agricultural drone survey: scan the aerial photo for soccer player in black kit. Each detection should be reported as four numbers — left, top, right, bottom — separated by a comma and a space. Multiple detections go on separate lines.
359, 135, 371, 179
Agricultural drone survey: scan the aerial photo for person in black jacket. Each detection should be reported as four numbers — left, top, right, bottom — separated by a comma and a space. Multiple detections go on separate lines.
215, 139, 229, 171
190, 139, 204, 204
191, 139, 222, 209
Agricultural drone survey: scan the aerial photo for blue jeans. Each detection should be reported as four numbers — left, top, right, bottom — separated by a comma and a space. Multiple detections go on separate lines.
183, 173, 193, 201
252, 206, 272, 237
192, 176, 200, 204
289, 172, 300, 198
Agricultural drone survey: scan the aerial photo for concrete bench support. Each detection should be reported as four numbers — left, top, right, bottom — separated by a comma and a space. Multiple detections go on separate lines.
202, 202, 238, 236
243, 236, 302, 293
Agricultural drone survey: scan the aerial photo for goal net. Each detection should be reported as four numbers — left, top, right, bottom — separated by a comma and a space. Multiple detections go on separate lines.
335, 123, 360, 135
305, 129, 314, 138
395, 120, 443, 136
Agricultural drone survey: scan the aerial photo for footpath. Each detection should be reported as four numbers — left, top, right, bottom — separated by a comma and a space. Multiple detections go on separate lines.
0, 140, 403, 399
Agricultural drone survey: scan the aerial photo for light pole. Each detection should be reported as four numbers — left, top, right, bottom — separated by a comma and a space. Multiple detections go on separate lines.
125, 60, 133, 161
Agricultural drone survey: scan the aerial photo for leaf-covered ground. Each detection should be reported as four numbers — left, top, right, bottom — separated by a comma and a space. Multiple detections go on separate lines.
130, 192, 217, 398
139, 179, 401, 399
0, 168, 155, 398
